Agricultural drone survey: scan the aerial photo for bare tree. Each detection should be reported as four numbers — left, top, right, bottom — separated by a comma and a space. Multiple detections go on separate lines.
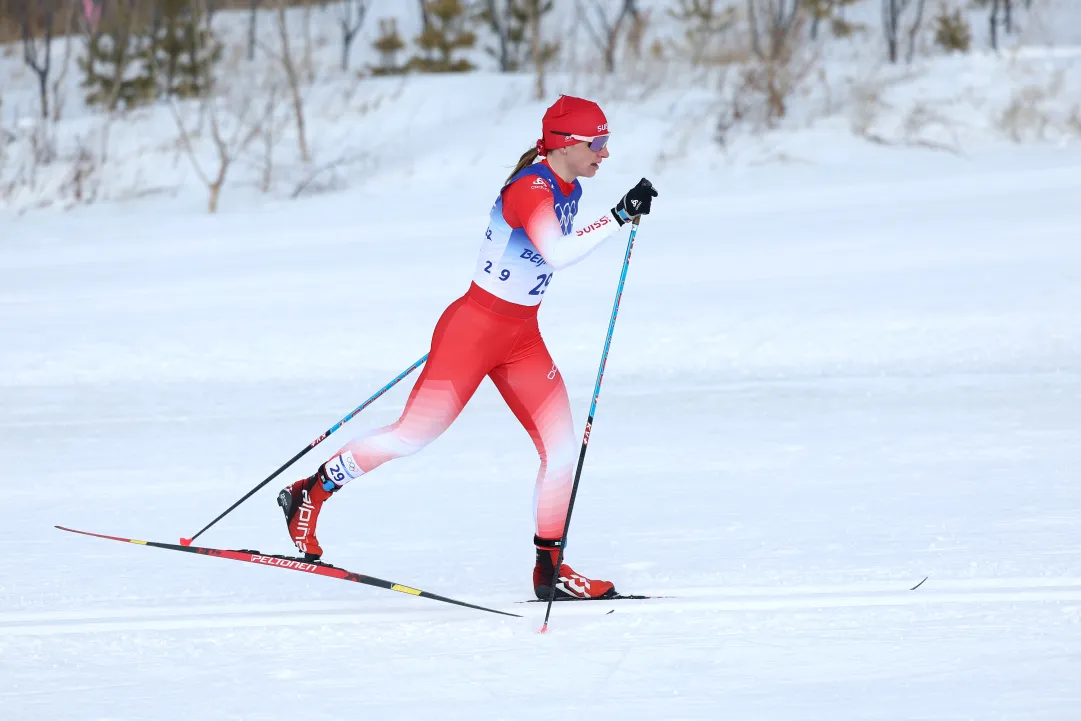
477, 0, 517, 71
162, 0, 280, 213
0, 94, 60, 198
577, 0, 640, 74
50, 0, 81, 122
233, 64, 293, 194
256, 84, 284, 193
529, 0, 545, 99
338, 0, 370, 71
417, 0, 431, 61
623, 5, 652, 60
301, 4, 315, 82
985, 0, 1019, 46
746, 0, 807, 121
60, 127, 105, 205
988, 0, 1001, 50
418, 0, 430, 29
479, 0, 558, 74
905, 0, 926, 63
807, 0, 859, 40
169, 88, 272, 213
809, 0, 827, 40
17, 0, 56, 119
883, 0, 903, 62
882, 0, 926, 63
511, 1, 557, 99
667, 0, 737, 67
273, 0, 311, 163
248, 0, 261, 61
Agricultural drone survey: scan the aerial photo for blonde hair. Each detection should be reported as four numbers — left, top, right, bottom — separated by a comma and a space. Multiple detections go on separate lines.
506, 147, 540, 184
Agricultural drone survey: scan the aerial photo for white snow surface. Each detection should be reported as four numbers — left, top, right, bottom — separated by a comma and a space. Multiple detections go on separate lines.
3, 23, 1081, 720
3, 139, 1080, 718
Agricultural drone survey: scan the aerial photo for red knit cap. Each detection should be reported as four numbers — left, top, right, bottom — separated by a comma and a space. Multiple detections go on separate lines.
536, 95, 609, 157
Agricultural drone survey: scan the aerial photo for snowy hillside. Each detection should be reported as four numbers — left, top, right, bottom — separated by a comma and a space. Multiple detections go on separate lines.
2, 0, 1081, 215
2, 2, 1081, 720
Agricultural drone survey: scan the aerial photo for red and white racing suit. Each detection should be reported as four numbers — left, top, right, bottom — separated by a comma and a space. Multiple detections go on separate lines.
324, 160, 622, 540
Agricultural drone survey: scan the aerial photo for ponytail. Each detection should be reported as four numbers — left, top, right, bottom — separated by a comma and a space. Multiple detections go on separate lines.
506, 146, 540, 184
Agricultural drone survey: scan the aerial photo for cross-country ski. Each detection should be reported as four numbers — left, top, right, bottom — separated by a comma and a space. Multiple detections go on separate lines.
55, 526, 521, 618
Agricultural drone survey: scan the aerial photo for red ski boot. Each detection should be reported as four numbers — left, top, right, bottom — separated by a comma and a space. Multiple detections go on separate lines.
532, 536, 617, 600
277, 466, 339, 561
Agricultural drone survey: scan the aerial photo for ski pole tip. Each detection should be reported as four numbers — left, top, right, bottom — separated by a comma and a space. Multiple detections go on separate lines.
179, 537, 193, 547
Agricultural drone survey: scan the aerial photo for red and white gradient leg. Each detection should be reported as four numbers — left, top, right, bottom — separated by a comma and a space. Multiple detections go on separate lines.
488, 326, 578, 542
324, 296, 500, 484
492, 325, 618, 600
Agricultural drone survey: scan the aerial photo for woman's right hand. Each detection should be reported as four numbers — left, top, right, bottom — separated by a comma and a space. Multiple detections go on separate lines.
612, 178, 658, 225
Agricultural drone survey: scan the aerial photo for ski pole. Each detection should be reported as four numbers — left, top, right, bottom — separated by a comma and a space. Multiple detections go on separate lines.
541, 214, 643, 632
181, 354, 428, 546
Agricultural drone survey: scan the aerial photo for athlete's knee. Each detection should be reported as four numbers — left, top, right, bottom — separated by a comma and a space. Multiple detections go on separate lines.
540, 436, 575, 471
347, 421, 432, 461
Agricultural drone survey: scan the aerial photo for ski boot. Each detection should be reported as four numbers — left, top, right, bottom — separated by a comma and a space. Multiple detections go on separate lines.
277, 465, 339, 561
533, 536, 617, 600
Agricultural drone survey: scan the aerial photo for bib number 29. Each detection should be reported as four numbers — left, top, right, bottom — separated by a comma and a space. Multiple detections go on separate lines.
529, 273, 552, 296
484, 262, 511, 281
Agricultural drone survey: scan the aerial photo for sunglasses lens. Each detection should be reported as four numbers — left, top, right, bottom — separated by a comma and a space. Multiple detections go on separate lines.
589, 135, 609, 152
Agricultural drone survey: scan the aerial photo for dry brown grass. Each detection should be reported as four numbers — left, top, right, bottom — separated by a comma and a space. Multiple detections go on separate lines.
996, 68, 1067, 143
0, 0, 324, 44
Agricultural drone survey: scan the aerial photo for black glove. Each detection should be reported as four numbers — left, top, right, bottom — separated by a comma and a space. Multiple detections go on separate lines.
612, 178, 658, 226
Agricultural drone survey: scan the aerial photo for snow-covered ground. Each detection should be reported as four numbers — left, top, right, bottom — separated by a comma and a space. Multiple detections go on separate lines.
3, 134, 1081, 718
3, 2, 1081, 719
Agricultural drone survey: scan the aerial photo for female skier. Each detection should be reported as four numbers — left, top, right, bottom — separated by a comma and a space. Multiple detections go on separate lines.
277, 95, 658, 600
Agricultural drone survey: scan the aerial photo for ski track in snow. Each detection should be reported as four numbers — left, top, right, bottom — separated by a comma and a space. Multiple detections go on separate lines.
1, 577, 1081, 637
2, 150, 1080, 719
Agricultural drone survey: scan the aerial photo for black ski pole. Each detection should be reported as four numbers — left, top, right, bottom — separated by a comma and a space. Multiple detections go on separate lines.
180, 354, 428, 546
541, 215, 642, 632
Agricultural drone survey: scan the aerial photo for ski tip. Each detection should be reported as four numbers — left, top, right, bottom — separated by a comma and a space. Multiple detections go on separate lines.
179, 537, 193, 547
